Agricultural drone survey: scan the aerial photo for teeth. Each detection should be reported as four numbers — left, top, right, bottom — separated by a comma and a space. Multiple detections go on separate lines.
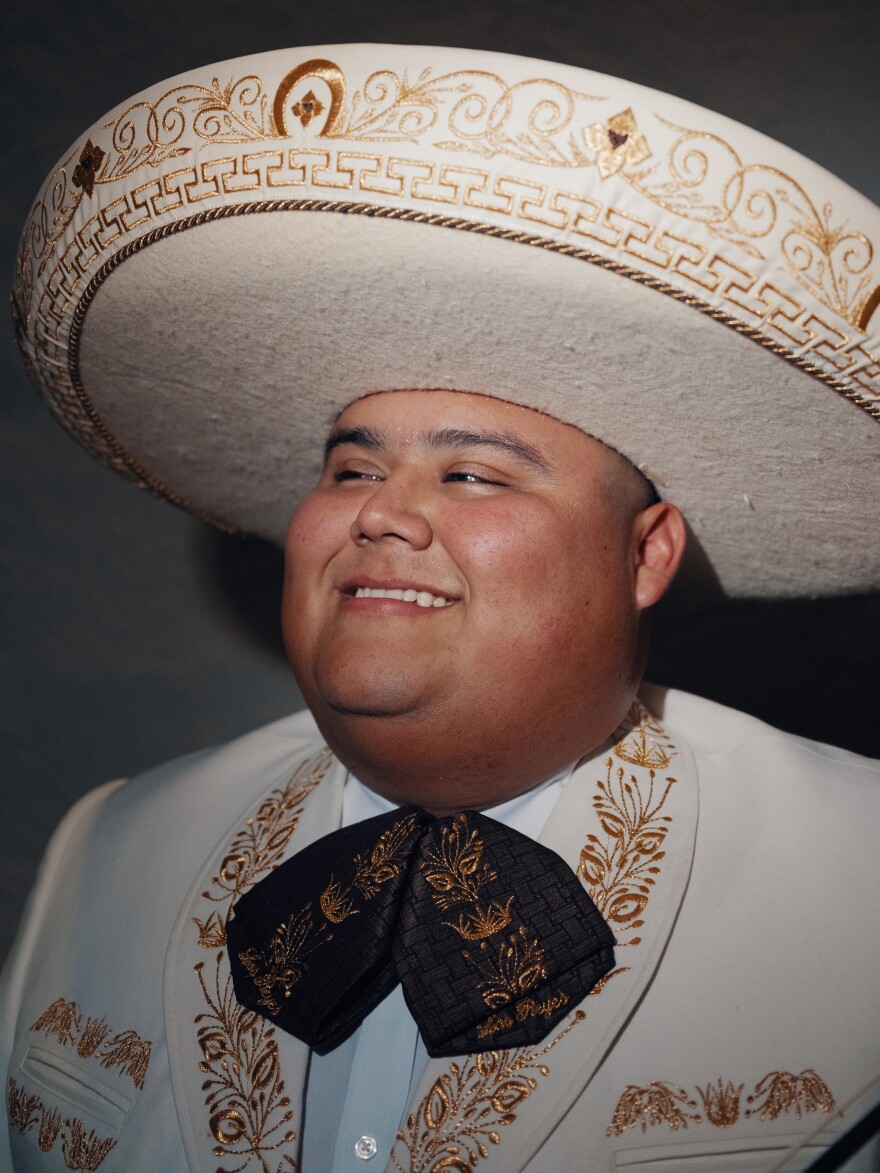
353, 586, 454, 606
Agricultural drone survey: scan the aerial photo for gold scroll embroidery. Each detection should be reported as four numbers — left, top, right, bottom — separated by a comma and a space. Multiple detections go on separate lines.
391, 706, 679, 1169
579, 705, 677, 948
7, 1078, 116, 1170
191, 744, 331, 1172
319, 811, 418, 923
697, 1079, 745, 1128
19, 57, 876, 333
607, 1081, 703, 1136
29, 998, 151, 1090
607, 1069, 836, 1136
195, 954, 296, 1171
391, 1012, 585, 1173
194, 745, 333, 947
745, 1069, 837, 1120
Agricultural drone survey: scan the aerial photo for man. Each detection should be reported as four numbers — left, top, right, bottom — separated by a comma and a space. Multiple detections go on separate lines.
3, 42, 879, 1172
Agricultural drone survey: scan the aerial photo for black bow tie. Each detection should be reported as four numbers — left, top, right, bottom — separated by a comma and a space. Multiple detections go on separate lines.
227, 805, 615, 1057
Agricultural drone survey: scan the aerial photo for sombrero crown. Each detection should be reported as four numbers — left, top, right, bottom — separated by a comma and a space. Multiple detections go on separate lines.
13, 43, 880, 596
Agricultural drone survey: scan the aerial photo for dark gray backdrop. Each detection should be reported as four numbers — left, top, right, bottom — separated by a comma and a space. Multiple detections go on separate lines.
2, 0, 879, 965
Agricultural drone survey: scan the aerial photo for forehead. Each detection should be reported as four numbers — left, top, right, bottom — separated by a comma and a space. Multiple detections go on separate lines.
329, 389, 612, 467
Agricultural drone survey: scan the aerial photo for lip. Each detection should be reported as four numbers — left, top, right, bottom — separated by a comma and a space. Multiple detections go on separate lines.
338, 576, 461, 601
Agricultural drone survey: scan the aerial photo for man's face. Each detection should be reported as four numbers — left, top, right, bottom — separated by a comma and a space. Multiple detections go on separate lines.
282, 390, 657, 808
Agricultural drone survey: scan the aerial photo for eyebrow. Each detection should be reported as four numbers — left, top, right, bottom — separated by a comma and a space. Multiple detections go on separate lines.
323, 425, 552, 472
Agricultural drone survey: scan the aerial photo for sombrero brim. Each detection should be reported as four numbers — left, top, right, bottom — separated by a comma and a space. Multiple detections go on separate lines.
14, 44, 880, 597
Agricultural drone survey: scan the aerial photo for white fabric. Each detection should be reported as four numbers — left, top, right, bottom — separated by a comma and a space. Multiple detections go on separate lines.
1, 690, 879, 1172
15, 44, 880, 597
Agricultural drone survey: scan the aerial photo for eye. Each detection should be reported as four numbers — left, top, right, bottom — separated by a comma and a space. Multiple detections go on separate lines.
443, 470, 506, 486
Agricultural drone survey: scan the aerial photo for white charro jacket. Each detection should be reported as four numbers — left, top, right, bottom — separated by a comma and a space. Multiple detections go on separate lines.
2, 686, 878, 1172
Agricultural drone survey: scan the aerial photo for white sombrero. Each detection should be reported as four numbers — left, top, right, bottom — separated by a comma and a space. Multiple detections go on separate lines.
13, 44, 880, 597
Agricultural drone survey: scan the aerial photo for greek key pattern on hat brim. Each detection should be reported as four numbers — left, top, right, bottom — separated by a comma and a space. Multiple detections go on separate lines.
12, 55, 880, 527
10, 199, 878, 534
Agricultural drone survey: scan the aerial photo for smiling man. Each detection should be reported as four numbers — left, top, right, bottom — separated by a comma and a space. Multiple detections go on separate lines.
285, 391, 682, 815
3, 43, 880, 1173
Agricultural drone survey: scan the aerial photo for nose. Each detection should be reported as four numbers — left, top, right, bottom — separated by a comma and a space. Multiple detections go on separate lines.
350, 477, 434, 549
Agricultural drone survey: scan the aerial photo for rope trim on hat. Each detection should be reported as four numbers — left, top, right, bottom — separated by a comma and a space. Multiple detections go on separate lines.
67, 198, 880, 532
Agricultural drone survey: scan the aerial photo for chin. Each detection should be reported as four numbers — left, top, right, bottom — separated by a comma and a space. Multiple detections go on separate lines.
313, 666, 424, 720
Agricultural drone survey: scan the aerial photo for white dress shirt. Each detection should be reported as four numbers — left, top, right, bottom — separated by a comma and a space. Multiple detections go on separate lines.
301, 769, 572, 1172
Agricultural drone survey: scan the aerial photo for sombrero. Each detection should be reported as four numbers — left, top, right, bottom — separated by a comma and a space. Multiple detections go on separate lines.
13, 44, 880, 597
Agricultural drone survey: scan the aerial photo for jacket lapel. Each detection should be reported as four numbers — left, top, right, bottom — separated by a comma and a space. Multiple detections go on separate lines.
164, 739, 346, 1173
388, 700, 699, 1172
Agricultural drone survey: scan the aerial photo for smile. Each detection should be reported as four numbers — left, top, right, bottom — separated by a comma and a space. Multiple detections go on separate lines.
353, 587, 456, 608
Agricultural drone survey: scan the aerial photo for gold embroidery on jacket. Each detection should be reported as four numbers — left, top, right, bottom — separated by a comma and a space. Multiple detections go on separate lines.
579, 740, 676, 946
607, 1070, 836, 1136
191, 745, 330, 1172
390, 1012, 585, 1173
29, 998, 152, 1090
195, 954, 296, 1170
697, 1079, 744, 1127
613, 702, 677, 769
607, 1081, 703, 1136
194, 745, 333, 947
7, 1078, 117, 1170
745, 1069, 837, 1120
392, 706, 679, 1170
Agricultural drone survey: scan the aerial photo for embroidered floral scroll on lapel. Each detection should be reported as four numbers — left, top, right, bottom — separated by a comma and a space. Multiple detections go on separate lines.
191, 745, 332, 1173
607, 1069, 837, 1136
579, 702, 677, 949
391, 701, 678, 1172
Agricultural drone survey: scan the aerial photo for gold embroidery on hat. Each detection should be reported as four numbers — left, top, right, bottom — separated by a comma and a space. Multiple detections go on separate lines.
7, 1078, 117, 1169
194, 745, 333, 947
191, 745, 330, 1171
274, 59, 346, 136
29, 998, 152, 1091
390, 1011, 585, 1173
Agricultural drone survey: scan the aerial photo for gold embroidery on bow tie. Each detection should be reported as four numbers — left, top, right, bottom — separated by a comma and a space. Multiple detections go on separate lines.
320, 811, 419, 923
192, 745, 331, 1171
237, 903, 332, 1014
607, 1069, 836, 1136
195, 746, 333, 948
7, 1078, 117, 1169
29, 998, 152, 1090
391, 1012, 586, 1173
465, 926, 547, 1009
419, 815, 548, 1013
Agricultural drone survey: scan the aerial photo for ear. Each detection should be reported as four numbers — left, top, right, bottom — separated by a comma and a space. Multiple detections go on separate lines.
632, 502, 687, 611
